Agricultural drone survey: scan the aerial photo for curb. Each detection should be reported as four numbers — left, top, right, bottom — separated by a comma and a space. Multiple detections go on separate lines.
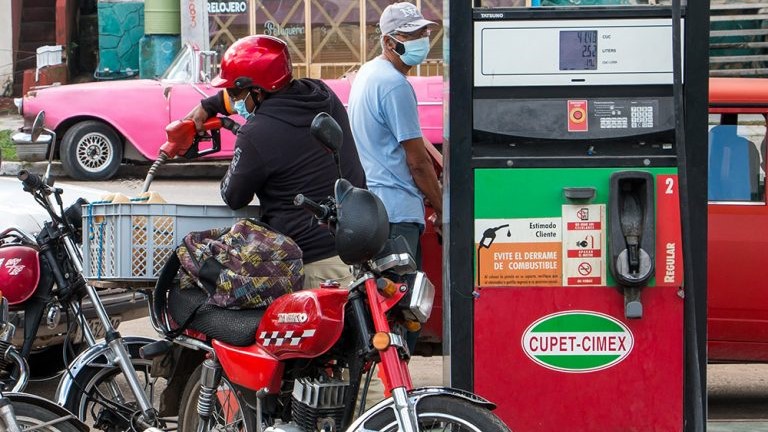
0, 161, 230, 180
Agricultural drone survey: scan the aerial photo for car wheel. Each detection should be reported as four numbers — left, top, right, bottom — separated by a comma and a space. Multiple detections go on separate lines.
60, 120, 123, 180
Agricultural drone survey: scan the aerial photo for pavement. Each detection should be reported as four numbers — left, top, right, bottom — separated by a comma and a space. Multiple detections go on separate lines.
0, 113, 229, 179
0, 113, 22, 131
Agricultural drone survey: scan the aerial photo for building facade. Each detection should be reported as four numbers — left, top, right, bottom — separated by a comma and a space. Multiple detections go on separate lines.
206, 0, 445, 78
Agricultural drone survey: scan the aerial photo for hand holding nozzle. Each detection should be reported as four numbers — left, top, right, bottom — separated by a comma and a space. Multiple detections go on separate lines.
142, 117, 240, 193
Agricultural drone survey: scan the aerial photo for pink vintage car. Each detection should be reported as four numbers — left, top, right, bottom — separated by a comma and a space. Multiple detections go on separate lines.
13, 45, 444, 180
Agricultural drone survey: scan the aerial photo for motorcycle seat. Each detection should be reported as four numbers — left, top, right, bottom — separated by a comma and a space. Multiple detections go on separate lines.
167, 281, 264, 347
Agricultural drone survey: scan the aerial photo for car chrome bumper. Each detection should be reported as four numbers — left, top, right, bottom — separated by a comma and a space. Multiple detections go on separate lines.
11, 131, 52, 146
8, 289, 149, 349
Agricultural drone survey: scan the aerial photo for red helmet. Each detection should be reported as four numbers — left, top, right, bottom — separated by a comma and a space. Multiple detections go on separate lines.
211, 35, 293, 92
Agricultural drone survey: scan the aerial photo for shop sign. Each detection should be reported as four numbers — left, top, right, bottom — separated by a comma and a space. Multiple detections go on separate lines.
522, 311, 634, 373
209, 1, 248, 14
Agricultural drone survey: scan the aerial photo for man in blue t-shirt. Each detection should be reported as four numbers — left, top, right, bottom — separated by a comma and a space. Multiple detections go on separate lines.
348, 2, 443, 267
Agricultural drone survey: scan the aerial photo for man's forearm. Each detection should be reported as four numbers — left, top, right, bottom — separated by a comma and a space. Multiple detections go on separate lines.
411, 162, 443, 216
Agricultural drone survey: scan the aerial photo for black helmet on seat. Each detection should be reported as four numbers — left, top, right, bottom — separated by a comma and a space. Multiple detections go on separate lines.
334, 179, 389, 265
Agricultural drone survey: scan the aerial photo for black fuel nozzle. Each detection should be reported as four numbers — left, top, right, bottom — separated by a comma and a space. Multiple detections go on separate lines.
620, 189, 643, 275
609, 172, 656, 320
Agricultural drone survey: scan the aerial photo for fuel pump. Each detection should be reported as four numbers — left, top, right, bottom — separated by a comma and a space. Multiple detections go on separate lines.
444, 2, 709, 431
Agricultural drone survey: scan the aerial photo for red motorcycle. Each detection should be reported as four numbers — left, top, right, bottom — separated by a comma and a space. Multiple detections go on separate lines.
123, 113, 510, 432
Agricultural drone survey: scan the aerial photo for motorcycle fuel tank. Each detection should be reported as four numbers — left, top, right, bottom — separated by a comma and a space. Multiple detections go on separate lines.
256, 288, 349, 360
0, 245, 40, 305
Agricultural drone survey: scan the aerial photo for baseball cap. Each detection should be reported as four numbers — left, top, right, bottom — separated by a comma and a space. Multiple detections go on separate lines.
379, 2, 437, 36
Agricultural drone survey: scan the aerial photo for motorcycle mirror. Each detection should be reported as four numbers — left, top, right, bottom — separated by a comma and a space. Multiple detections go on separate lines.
31, 111, 46, 142
310, 112, 343, 179
311, 112, 343, 154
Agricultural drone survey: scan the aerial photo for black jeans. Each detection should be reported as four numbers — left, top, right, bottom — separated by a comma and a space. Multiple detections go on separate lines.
389, 222, 423, 269
389, 222, 424, 353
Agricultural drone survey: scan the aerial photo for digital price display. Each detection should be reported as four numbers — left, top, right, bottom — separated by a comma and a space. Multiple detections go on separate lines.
560, 30, 598, 71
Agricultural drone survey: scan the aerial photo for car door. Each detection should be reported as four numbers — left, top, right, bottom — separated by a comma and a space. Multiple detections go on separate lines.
707, 110, 768, 361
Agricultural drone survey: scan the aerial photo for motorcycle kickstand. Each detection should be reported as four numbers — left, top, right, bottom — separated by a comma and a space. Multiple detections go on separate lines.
196, 357, 223, 432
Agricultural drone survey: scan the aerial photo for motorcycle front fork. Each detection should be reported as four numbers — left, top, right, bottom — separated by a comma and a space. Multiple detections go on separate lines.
363, 278, 420, 432
0, 397, 22, 432
62, 236, 159, 425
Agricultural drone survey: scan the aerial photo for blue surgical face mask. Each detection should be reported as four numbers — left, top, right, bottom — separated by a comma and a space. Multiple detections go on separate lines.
393, 36, 430, 66
233, 92, 254, 120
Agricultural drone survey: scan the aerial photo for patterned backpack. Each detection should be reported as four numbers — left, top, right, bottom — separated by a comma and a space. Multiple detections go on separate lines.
176, 218, 304, 309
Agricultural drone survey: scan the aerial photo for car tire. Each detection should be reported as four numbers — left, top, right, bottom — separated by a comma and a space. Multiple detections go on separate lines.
60, 120, 123, 180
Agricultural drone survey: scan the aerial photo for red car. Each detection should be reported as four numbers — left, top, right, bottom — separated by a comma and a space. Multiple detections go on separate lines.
707, 77, 768, 362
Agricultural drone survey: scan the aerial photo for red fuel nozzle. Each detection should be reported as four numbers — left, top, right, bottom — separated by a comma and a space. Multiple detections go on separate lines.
159, 117, 224, 159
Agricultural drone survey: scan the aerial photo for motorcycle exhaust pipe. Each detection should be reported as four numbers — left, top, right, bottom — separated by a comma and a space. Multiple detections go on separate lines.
4, 347, 29, 393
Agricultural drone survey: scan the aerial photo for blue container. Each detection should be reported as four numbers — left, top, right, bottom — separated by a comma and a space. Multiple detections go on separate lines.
140, 35, 181, 79
96, 1, 145, 79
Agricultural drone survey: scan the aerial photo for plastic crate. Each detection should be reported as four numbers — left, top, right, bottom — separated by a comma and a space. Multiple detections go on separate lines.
83, 203, 260, 281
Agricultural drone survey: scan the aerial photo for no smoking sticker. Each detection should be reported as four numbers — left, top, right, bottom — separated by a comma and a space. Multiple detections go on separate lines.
562, 204, 605, 286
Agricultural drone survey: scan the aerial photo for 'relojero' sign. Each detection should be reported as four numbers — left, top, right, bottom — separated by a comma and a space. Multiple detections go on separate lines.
208, 1, 248, 14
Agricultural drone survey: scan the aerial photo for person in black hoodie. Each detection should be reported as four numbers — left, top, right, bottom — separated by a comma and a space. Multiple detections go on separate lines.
185, 35, 366, 288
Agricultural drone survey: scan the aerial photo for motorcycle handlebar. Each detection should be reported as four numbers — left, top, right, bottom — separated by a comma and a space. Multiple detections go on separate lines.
219, 117, 241, 135
294, 194, 330, 220
18, 170, 45, 191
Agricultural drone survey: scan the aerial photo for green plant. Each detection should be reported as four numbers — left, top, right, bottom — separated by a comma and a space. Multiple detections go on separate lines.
0, 129, 16, 161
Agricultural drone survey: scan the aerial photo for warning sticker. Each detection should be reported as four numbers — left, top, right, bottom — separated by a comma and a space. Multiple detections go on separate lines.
562, 205, 606, 286
568, 100, 589, 132
475, 218, 562, 287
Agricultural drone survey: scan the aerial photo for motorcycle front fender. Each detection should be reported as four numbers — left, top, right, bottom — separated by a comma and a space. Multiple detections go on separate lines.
344, 386, 497, 431
53, 336, 156, 405
5, 392, 89, 432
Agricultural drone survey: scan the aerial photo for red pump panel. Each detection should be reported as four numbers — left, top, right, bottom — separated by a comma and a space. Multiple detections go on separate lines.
213, 339, 284, 393
257, 288, 348, 360
0, 245, 41, 305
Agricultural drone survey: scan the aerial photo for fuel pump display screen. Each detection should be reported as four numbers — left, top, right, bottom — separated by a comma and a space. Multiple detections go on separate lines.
560, 30, 598, 71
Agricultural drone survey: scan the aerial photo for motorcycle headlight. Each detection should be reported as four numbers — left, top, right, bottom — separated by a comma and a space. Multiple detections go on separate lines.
64, 197, 89, 241
404, 271, 435, 323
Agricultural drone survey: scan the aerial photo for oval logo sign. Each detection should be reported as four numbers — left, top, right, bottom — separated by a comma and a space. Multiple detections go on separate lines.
521, 310, 634, 373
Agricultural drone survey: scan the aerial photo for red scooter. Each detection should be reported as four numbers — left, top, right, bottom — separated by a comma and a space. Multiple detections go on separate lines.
132, 113, 511, 432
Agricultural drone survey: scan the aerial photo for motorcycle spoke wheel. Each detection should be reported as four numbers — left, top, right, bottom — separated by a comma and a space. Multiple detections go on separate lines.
11, 400, 82, 432
357, 395, 511, 432
63, 356, 171, 431
178, 363, 254, 432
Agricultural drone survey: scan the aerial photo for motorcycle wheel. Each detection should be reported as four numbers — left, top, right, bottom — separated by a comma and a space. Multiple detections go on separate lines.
11, 400, 83, 431
178, 363, 255, 432
359, 395, 511, 432
62, 344, 170, 431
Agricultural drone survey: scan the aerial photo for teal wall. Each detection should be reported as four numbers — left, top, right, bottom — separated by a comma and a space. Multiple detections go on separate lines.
97, 2, 145, 78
